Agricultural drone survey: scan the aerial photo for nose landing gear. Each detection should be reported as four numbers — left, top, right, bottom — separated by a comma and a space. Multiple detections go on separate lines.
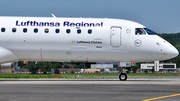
119, 73, 127, 81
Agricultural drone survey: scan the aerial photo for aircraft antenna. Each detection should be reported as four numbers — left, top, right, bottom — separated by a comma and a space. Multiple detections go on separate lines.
51, 14, 56, 18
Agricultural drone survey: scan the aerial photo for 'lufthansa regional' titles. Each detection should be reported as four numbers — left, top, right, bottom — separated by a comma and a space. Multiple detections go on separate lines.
16, 21, 103, 27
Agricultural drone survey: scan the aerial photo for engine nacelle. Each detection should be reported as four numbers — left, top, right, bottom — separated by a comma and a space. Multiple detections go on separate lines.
0, 62, 18, 73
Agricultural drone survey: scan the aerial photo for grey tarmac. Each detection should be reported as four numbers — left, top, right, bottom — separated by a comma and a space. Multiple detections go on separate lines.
0, 77, 180, 101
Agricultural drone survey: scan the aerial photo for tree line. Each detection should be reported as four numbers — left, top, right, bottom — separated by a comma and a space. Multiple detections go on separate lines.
18, 61, 87, 74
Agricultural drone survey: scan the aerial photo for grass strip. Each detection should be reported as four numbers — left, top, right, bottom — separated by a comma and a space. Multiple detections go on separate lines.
0, 73, 179, 79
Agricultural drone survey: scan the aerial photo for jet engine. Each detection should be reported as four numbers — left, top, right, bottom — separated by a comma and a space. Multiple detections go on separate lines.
0, 62, 18, 73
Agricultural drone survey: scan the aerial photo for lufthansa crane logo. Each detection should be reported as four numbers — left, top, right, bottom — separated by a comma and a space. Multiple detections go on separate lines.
134, 39, 142, 47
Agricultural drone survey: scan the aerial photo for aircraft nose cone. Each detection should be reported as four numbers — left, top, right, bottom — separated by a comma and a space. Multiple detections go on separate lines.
168, 46, 179, 58
172, 47, 179, 57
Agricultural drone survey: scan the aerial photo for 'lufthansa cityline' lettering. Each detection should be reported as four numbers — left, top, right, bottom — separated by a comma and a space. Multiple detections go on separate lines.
16, 20, 103, 27
77, 41, 102, 44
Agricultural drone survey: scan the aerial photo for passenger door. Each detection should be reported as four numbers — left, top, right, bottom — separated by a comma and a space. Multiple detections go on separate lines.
110, 27, 121, 47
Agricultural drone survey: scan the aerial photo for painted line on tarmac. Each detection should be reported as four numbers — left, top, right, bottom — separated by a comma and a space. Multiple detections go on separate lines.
142, 93, 180, 101
148, 84, 180, 86
157, 84, 180, 86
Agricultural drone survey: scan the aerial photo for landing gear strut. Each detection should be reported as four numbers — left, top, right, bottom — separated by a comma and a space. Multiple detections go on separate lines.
119, 67, 127, 81
119, 73, 127, 81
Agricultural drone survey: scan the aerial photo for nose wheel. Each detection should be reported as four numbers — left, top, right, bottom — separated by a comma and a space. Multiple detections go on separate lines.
119, 73, 127, 81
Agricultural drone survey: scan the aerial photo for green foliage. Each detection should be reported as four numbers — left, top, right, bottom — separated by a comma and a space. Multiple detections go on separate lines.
18, 61, 25, 68
36, 62, 51, 73
26, 61, 39, 74
18, 61, 89, 73
131, 66, 140, 73
71, 70, 74, 74
64, 64, 71, 69
79, 63, 84, 68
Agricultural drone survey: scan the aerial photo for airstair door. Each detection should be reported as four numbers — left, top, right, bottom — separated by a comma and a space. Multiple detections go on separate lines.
110, 27, 121, 47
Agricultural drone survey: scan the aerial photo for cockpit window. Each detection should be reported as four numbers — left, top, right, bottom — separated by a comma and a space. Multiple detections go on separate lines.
144, 28, 157, 35
135, 28, 146, 35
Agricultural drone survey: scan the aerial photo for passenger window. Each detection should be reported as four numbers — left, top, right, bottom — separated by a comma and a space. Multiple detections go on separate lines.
12, 28, 16, 33
135, 28, 146, 35
23, 28, 27, 33
66, 29, 70, 34
45, 28, 49, 33
1, 28, 5, 32
88, 29, 92, 34
77, 29, 81, 34
55, 29, 60, 33
34, 28, 38, 33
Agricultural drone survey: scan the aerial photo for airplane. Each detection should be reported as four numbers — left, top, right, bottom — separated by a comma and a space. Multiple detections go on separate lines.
0, 16, 178, 81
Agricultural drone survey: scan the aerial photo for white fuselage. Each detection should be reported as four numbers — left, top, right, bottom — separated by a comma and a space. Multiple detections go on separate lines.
0, 16, 178, 63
